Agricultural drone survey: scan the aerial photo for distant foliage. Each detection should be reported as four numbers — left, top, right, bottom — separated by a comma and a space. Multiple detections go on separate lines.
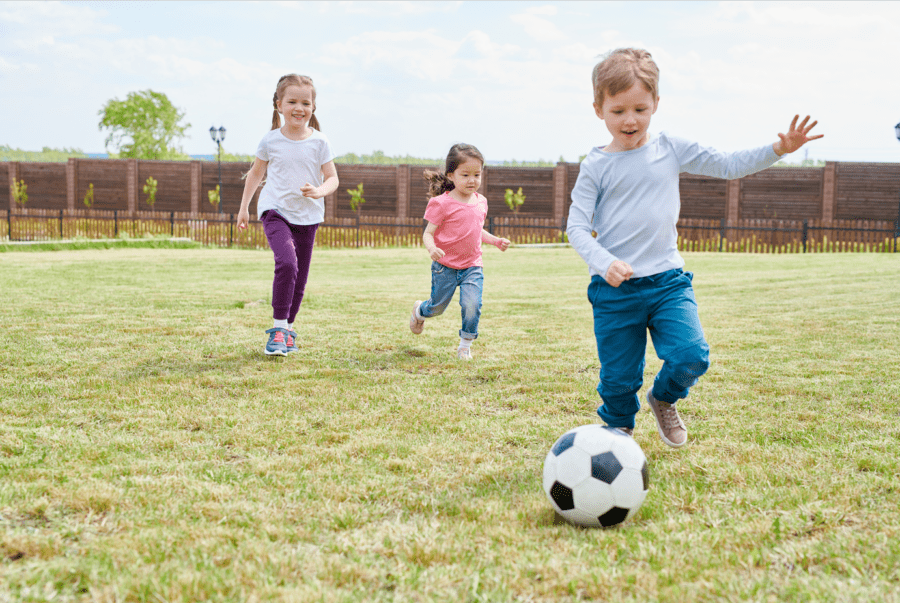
774, 159, 827, 168
98, 90, 191, 160
209, 149, 256, 163
335, 150, 441, 165
504, 187, 525, 214
347, 183, 366, 213
83, 183, 95, 208
10, 179, 28, 205
208, 185, 221, 208
497, 158, 557, 167
1, 145, 87, 162
143, 177, 158, 207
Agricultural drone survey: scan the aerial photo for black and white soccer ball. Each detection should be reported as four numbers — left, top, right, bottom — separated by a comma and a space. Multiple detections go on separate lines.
543, 424, 650, 528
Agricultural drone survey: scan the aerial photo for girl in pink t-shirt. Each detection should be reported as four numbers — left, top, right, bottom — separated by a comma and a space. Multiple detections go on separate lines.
408, 143, 510, 360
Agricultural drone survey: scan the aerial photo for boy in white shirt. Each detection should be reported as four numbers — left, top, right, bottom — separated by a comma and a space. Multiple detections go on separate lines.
566, 48, 822, 447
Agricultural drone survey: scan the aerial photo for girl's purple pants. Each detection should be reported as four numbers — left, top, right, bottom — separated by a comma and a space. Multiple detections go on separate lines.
262, 210, 319, 323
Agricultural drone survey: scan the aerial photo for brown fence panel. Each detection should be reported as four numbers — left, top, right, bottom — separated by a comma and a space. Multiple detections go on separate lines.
334, 165, 398, 218
16, 163, 67, 210
679, 176, 727, 219
202, 161, 253, 215
740, 168, 823, 220
78, 159, 129, 211
138, 160, 193, 212
835, 163, 900, 221
484, 167, 555, 218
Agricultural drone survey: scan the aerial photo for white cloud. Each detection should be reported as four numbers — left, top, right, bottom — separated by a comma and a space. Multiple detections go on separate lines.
526, 5, 558, 16
510, 10, 567, 42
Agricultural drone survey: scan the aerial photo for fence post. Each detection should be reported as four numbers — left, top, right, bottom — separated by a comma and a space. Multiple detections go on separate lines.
229, 214, 234, 247
719, 218, 726, 252
894, 218, 899, 253
356, 213, 360, 248
59, 209, 64, 239
802, 219, 808, 253
7, 208, 12, 242
488, 216, 494, 235
170, 211, 175, 236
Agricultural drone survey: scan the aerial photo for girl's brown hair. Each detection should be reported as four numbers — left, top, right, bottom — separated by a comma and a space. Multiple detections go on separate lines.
271, 74, 321, 131
424, 143, 485, 198
591, 48, 659, 108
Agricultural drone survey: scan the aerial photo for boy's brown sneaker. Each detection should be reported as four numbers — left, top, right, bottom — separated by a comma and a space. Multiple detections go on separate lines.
409, 301, 424, 335
647, 391, 687, 448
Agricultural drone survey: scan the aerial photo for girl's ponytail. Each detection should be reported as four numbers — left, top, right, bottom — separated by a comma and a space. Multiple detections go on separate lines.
309, 114, 321, 131
271, 92, 281, 130
424, 170, 455, 198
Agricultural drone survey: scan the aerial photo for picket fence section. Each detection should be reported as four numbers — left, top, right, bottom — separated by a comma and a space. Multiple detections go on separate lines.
2, 209, 898, 253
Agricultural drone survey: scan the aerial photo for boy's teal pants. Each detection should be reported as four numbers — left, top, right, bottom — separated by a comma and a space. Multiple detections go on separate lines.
588, 268, 710, 430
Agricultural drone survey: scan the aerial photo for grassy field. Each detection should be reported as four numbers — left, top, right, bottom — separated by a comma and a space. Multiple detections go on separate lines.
1, 246, 898, 602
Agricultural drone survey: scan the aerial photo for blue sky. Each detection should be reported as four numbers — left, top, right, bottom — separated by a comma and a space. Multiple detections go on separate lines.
2, 1, 899, 163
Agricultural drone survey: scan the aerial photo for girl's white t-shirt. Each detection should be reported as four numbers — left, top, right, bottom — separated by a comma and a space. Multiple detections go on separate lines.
255, 128, 336, 225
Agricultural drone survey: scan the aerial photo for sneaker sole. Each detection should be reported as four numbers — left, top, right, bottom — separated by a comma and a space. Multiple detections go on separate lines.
264, 348, 287, 357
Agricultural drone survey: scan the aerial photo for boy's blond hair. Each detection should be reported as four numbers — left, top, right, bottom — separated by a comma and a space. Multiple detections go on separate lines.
591, 48, 660, 107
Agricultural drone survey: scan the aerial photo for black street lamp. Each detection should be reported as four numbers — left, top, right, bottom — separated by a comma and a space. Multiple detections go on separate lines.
209, 126, 226, 213
895, 122, 900, 245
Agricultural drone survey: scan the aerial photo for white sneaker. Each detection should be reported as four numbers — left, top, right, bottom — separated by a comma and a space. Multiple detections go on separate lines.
409, 301, 424, 335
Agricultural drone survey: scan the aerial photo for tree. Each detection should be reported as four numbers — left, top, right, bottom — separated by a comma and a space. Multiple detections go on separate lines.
98, 90, 190, 159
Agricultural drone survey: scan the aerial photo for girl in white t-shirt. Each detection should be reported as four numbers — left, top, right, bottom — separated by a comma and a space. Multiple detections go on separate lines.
408, 143, 510, 360
237, 74, 339, 356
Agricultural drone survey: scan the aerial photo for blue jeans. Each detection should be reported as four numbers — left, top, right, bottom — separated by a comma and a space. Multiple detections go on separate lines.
588, 268, 710, 430
419, 262, 483, 339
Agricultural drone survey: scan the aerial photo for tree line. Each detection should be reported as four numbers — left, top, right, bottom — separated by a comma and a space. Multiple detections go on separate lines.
2, 89, 825, 168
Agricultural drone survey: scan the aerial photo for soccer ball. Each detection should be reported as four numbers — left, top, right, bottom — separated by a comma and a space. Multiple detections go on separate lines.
543, 424, 649, 528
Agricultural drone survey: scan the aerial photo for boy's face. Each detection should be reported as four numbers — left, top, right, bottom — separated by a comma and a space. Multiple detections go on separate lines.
594, 82, 658, 152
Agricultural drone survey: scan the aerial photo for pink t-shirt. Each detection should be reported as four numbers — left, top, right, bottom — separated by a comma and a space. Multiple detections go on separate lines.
423, 192, 489, 269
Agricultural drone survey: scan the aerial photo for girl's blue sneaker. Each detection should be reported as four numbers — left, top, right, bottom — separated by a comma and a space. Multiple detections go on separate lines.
285, 329, 299, 354
264, 328, 288, 356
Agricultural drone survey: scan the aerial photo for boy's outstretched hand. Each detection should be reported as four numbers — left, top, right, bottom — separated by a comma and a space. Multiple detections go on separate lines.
773, 115, 823, 156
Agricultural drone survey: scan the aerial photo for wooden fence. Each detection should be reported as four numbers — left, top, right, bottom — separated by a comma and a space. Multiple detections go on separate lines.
5, 159, 900, 226
2, 208, 898, 253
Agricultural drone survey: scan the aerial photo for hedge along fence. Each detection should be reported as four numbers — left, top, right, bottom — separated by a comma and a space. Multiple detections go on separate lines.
3, 209, 899, 253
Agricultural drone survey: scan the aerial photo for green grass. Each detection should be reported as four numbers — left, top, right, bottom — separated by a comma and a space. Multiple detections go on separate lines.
1, 247, 899, 602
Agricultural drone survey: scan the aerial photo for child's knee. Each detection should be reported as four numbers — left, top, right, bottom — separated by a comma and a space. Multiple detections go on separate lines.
673, 343, 710, 378
460, 298, 482, 317
428, 302, 448, 317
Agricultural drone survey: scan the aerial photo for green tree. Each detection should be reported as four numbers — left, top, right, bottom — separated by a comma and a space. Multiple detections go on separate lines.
98, 90, 190, 159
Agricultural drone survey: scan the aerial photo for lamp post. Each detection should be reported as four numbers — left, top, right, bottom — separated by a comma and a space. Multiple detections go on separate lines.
209, 125, 226, 213
895, 122, 900, 246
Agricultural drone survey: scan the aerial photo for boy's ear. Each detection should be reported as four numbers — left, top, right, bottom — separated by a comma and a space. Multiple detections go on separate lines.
653, 96, 660, 114
593, 102, 604, 121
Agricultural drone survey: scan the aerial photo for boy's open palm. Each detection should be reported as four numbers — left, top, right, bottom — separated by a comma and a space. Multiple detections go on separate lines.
775, 115, 823, 155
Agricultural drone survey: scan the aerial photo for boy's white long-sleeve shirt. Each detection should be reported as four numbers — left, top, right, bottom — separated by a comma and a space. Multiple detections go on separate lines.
566, 132, 781, 279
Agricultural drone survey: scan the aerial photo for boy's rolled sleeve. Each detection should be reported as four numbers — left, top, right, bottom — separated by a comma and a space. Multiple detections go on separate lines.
566, 168, 616, 279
